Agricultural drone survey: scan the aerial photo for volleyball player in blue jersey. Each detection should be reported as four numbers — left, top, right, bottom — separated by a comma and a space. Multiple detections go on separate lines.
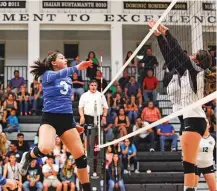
19, 51, 92, 191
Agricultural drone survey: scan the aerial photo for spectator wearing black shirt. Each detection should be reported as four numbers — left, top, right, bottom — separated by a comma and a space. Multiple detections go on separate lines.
71, 72, 84, 99
23, 159, 43, 191
16, 133, 29, 153
95, 70, 108, 92
139, 48, 159, 84
86, 51, 99, 79
6, 141, 23, 163
118, 71, 130, 90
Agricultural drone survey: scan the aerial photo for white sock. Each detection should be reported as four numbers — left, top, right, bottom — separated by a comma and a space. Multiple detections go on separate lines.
194, 187, 197, 191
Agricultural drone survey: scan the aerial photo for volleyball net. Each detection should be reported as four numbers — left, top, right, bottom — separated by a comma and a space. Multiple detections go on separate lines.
98, 0, 216, 148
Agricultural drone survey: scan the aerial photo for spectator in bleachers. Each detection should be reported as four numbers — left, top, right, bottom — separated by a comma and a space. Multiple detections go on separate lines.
5, 141, 22, 163
0, 132, 11, 154
60, 158, 76, 191
141, 101, 161, 127
71, 72, 84, 100
106, 146, 113, 169
108, 153, 126, 191
53, 136, 66, 170
157, 121, 178, 152
18, 85, 30, 116
109, 81, 118, 95
143, 70, 159, 104
3, 153, 22, 191
114, 107, 130, 138
71, 55, 81, 68
9, 70, 25, 94
2, 86, 13, 102
121, 138, 139, 174
139, 48, 159, 78
22, 159, 43, 191
0, 101, 4, 124
118, 70, 130, 91
95, 70, 108, 92
4, 108, 20, 133
16, 133, 29, 153
125, 76, 142, 107
116, 85, 125, 98
103, 114, 114, 142
0, 134, 10, 160
86, 51, 99, 79
0, 156, 3, 176
30, 78, 43, 115
113, 142, 122, 156
42, 155, 62, 191
2, 93, 17, 123
125, 95, 139, 124
133, 117, 155, 152
111, 92, 126, 120
124, 51, 137, 77
209, 48, 216, 67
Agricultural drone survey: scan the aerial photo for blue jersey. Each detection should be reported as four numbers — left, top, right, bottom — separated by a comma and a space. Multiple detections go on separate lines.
42, 67, 78, 113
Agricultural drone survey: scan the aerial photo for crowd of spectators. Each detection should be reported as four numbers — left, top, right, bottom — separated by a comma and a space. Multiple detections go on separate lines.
0, 48, 215, 191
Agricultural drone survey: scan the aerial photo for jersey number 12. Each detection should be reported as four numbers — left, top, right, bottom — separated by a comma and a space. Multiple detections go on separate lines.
202, 147, 208, 153
60, 81, 69, 95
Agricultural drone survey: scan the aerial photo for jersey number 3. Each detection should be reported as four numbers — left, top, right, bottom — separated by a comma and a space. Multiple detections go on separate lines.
60, 81, 69, 95
202, 147, 208, 153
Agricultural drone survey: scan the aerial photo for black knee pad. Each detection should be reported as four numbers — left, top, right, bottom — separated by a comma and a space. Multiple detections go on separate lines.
32, 147, 46, 158
183, 161, 195, 174
75, 155, 87, 169
195, 165, 199, 176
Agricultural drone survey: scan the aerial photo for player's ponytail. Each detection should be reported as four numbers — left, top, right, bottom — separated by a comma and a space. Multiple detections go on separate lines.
30, 51, 59, 79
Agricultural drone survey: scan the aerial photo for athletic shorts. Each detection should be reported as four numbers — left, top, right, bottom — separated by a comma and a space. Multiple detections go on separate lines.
178, 115, 185, 136
40, 112, 76, 136
184, 117, 206, 137
43, 178, 61, 187
197, 165, 215, 176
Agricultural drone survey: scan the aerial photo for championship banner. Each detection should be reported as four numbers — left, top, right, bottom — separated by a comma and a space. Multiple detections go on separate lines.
123, 2, 187, 10
43, 1, 108, 9
0, 1, 26, 8
202, 3, 216, 11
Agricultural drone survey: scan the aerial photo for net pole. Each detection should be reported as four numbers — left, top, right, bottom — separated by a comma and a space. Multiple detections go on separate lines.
98, 51, 103, 146
98, 91, 217, 148
102, 0, 178, 95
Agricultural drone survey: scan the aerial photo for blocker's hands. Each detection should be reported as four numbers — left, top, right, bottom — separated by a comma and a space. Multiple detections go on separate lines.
76, 125, 84, 135
76, 61, 92, 70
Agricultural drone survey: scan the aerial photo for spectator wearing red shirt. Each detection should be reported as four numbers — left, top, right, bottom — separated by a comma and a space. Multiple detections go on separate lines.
143, 70, 158, 104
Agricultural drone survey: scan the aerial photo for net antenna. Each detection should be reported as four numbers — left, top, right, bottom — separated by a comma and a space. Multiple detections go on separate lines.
102, 0, 178, 95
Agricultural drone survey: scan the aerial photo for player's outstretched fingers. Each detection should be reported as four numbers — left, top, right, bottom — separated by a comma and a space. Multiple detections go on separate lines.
77, 61, 93, 70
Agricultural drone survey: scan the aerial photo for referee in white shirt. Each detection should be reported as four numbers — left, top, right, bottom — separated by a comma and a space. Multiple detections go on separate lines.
79, 79, 108, 176
79, 80, 108, 126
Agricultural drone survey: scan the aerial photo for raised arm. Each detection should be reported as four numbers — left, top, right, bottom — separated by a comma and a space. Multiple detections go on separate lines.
157, 35, 180, 72
43, 61, 92, 83
43, 66, 78, 83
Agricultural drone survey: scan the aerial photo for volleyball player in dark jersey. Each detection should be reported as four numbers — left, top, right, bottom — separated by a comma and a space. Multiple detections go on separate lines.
148, 20, 212, 191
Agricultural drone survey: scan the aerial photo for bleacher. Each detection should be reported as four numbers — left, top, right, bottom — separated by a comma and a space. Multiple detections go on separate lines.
5, 93, 214, 191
